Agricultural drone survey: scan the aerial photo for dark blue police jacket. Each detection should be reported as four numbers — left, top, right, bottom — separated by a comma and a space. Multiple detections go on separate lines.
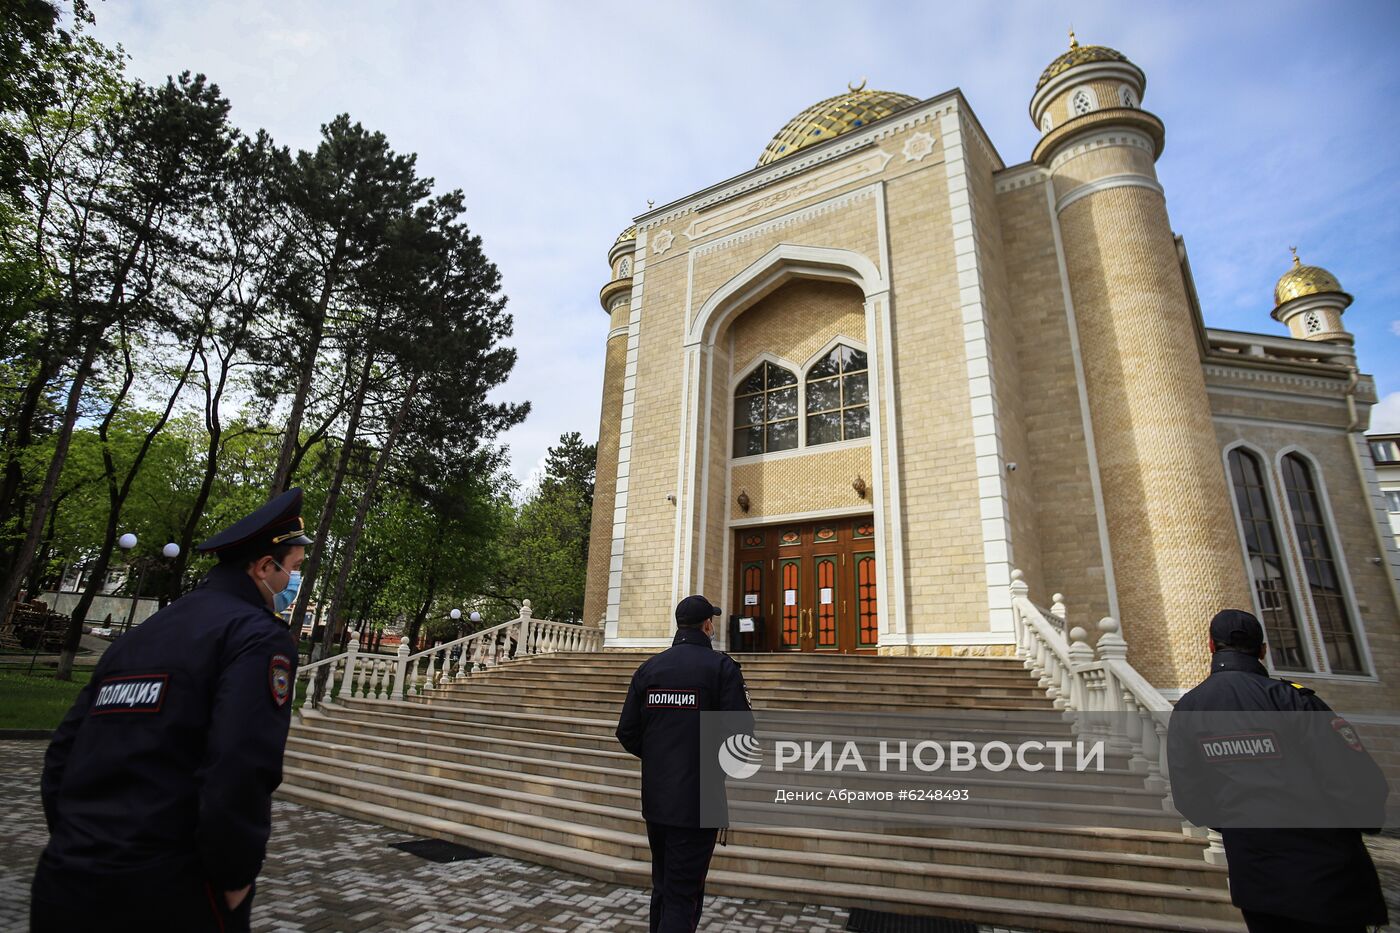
1169, 649, 1388, 925
39, 562, 298, 892
615, 627, 751, 828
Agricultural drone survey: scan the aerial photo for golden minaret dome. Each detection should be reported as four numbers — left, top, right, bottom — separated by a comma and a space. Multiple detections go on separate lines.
1274, 248, 1345, 305
757, 81, 918, 167
1035, 30, 1133, 90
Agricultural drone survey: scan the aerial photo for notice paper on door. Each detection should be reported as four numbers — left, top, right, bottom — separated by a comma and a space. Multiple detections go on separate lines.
744, 593, 759, 606
739, 617, 755, 633
820, 587, 833, 604
784, 589, 797, 606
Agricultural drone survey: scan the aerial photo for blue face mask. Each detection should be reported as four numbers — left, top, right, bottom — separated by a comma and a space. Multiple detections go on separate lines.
264, 562, 301, 614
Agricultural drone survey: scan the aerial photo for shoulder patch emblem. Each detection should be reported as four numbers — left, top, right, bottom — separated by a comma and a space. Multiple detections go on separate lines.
1332, 717, 1364, 752
1280, 678, 1315, 696
269, 654, 292, 707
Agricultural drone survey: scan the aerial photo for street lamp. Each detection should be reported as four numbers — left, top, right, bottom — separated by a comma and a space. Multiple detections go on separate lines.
119, 537, 180, 635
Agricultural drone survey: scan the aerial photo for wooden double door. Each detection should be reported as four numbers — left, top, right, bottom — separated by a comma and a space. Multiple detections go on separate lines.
732, 517, 879, 654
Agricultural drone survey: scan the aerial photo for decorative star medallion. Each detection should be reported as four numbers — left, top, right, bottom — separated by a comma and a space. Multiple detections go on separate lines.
902, 131, 936, 163
652, 229, 675, 255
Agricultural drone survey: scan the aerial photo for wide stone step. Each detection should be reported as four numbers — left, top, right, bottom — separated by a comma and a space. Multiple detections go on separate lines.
289, 744, 1183, 835
507, 652, 1034, 674
471, 666, 1044, 690
292, 717, 1155, 791
438, 676, 1050, 702
279, 772, 1241, 931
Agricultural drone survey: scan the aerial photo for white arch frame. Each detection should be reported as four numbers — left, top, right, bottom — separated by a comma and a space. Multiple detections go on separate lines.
686, 243, 887, 350
678, 242, 898, 646
1220, 440, 1317, 673
1273, 444, 1376, 677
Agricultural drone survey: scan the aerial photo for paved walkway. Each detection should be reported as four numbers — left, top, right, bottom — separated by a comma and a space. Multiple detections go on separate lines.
0, 740, 1011, 932
5, 738, 1399, 932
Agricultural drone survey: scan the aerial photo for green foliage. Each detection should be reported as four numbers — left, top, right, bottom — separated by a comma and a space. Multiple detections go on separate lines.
0, 667, 91, 729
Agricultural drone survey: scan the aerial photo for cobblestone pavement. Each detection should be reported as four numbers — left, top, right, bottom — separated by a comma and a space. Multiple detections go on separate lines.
1, 740, 1049, 932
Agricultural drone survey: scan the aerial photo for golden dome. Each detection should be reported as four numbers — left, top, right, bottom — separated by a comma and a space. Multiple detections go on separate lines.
614, 225, 637, 245
757, 84, 919, 167
1036, 32, 1131, 90
1274, 250, 1344, 305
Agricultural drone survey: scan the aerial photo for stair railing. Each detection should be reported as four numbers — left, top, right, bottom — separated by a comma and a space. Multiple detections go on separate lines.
1009, 569, 1226, 865
294, 599, 605, 709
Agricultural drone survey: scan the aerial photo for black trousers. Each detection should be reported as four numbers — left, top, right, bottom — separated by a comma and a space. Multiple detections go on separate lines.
645, 821, 718, 933
1241, 910, 1370, 933
31, 857, 254, 933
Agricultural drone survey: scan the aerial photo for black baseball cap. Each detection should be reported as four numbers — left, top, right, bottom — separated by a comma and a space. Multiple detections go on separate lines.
675, 595, 722, 627
1209, 608, 1264, 652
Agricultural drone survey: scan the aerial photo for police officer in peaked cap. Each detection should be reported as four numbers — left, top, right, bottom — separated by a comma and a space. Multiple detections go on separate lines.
1168, 609, 1389, 932
31, 488, 313, 933
616, 595, 753, 933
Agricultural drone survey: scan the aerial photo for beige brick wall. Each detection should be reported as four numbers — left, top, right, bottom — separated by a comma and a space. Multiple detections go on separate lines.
1056, 179, 1253, 689
882, 166, 990, 633
582, 305, 630, 628
1211, 420, 1400, 714
617, 253, 689, 639
995, 176, 1112, 624
730, 445, 874, 521
966, 126, 1045, 608
731, 279, 867, 376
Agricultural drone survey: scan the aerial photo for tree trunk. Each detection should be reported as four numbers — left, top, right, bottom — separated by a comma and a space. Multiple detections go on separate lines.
294, 349, 374, 643
2, 338, 99, 679
0, 358, 60, 568
269, 232, 345, 497
320, 375, 419, 653
66, 332, 200, 659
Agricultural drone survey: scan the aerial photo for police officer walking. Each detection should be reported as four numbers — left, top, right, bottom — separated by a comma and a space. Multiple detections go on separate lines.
1168, 609, 1389, 933
31, 488, 313, 933
616, 595, 752, 933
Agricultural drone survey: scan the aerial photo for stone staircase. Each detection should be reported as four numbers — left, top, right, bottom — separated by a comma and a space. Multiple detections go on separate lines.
280, 650, 1243, 932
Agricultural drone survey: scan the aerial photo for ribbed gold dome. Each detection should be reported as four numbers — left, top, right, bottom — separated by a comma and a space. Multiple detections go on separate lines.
1036, 34, 1130, 90
1275, 253, 1344, 305
757, 86, 918, 167
614, 225, 637, 245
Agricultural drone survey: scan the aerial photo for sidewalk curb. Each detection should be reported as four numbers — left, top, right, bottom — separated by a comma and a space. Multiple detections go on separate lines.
0, 729, 53, 740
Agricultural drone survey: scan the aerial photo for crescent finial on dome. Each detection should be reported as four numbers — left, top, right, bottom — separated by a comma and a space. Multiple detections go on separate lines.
848, 77, 868, 93
1069, 27, 1078, 49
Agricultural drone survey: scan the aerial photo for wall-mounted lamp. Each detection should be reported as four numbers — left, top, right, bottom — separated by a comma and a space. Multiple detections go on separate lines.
1006, 462, 1018, 473
852, 476, 867, 499
737, 490, 750, 513
666, 494, 677, 505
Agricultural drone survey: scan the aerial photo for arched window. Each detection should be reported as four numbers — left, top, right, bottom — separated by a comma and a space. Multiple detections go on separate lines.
1281, 454, 1364, 673
805, 345, 870, 446
1040, 113, 1053, 134
1071, 88, 1095, 116
1227, 449, 1308, 670
1118, 85, 1137, 109
733, 361, 798, 456
618, 257, 630, 278
1304, 310, 1322, 334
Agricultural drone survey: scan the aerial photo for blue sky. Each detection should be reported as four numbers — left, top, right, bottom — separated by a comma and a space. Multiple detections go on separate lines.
90, 1, 1400, 482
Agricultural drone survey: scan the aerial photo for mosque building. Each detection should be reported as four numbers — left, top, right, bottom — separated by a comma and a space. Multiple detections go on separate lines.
582, 34, 1400, 703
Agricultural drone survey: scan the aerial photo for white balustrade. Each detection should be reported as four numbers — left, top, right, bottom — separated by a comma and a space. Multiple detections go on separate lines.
1008, 568, 1218, 866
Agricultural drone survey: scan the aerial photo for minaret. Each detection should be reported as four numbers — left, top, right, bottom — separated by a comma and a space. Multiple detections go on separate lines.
582, 226, 637, 629
1272, 248, 1354, 345
1031, 34, 1252, 687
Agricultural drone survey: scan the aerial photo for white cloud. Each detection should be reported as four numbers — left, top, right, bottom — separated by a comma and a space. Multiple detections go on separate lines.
89, 1, 1400, 482
1371, 392, 1400, 434
1390, 320, 1400, 338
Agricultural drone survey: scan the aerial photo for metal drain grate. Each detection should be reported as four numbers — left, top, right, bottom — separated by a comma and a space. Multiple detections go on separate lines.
388, 837, 492, 863
846, 908, 979, 933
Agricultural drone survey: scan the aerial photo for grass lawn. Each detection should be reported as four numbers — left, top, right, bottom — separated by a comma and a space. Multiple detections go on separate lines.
0, 669, 93, 731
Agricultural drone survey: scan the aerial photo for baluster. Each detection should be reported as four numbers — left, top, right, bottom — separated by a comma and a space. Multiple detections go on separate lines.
425, 644, 438, 692
1065, 626, 1093, 716
343, 631, 361, 699
1123, 691, 1148, 773
1051, 593, 1067, 629
409, 657, 422, 697
1203, 830, 1228, 866
374, 660, 388, 700
324, 658, 339, 703
391, 639, 410, 701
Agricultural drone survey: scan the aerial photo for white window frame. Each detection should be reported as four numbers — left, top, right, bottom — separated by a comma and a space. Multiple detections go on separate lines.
1070, 85, 1098, 117
1118, 84, 1137, 109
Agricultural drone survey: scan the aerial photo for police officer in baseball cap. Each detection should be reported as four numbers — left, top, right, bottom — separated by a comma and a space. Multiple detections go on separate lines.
616, 595, 752, 933
32, 489, 312, 932
1168, 609, 1388, 932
